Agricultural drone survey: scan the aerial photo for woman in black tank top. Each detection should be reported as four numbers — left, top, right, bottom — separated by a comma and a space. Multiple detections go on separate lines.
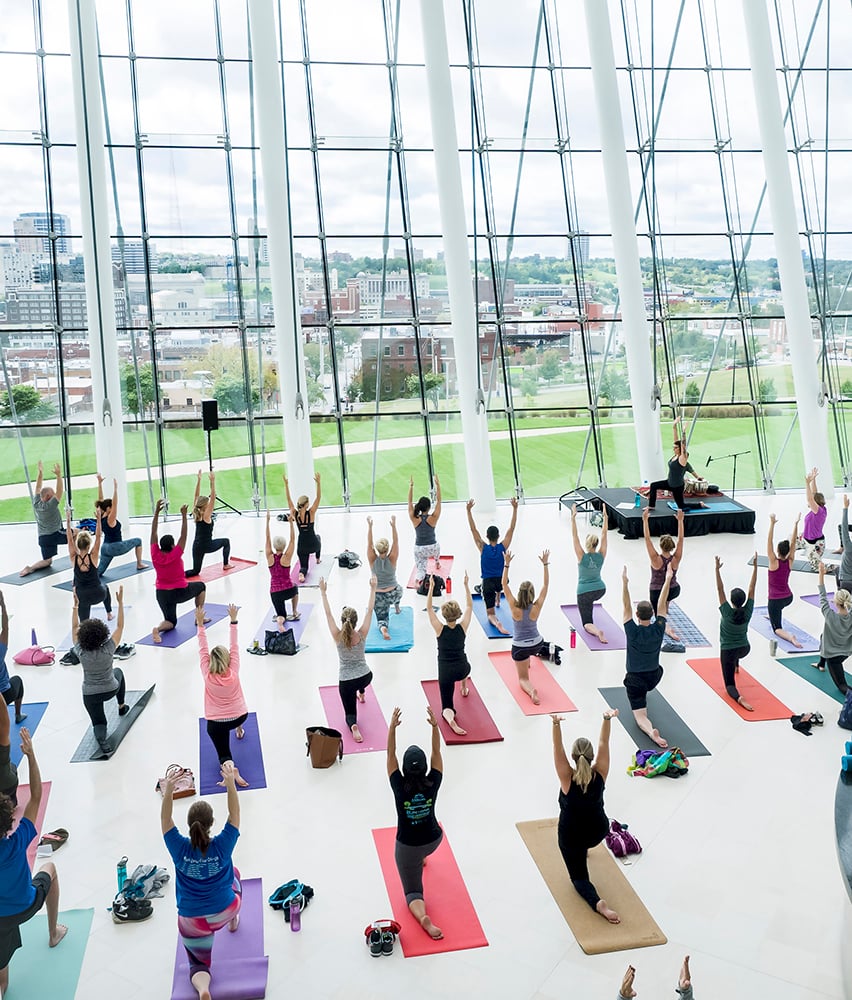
187, 470, 232, 578
66, 508, 112, 622
284, 472, 322, 582
426, 572, 472, 736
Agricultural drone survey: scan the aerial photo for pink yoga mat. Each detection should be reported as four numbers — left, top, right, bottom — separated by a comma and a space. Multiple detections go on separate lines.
298, 554, 331, 587
13, 782, 52, 867
372, 825, 488, 957
420, 678, 503, 745
196, 556, 257, 583
407, 555, 454, 589
560, 604, 626, 650
319, 684, 388, 753
687, 658, 793, 721
488, 651, 578, 716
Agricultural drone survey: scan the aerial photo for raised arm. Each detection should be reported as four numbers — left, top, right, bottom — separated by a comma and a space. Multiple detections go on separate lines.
621, 566, 632, 624
599, 511, 609, 558
195, 605, 210, 673
425, 575, 443, 635
284, 518, 295, 562
429, 475, 442, 523
283, 474, 296, 515
110, 585, 125, 647
789, 514, 800, 559
222, 761, 240, 829
20, 729, 43, 825
551, 715, 573, 793
264, 510, 274, 563
501, 550, 517, 607
203, 472, 216, 521
151, 497, 164, 547
160, 775, 176, 835
176, 504, 189, 552
309, 472, 322, 516
407, 476, 416, 522
844, 498, 852, 554
108, 478, 119, 525
366, 516, 377, 568
90, 512, 102, 560
673, 509, 685, 563
714, 556, 726, 605
595, 710, 617, 783
359, 577, 377, 638
71, 591, 80, 645
227, 605, 240, 674
0, 591, 7, 647
502, 496, 519, 549
53, 462, 63, 503
96, 472, 104, 503
747, 551, 758, 601
459, 572, 473, 630
465, 499, 484, 551
642, 507, 659, 563
387, 706, 401, 776
318, 577, 342, 641
65, 507, 75, 552
427, 706, 443, 773
193, 470, 202, 507
766, 514, 777, 568
534, 550, 550, 610
805, 468, 819, 513
389, 515, 399, 563
34, 460, 44, 495
570, 506, 585, 561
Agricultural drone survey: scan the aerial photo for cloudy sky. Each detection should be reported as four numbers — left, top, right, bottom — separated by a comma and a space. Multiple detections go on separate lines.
0, 0, 850, 262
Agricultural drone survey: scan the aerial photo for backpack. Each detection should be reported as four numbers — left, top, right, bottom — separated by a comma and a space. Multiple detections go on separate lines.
337, 550, 361, 569
268, 879, 315, 922
605, 819, 642, 858
839, 690, 852, 731
417, 574, 445, 597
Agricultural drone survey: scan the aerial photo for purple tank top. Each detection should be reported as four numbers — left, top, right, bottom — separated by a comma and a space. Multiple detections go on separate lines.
768, 558, 791, 600
803, 505, 827, 542
650, 554, 676, 590
270, 552, 294, 592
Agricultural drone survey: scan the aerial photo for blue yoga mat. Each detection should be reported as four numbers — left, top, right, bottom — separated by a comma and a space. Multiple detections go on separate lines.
365, 605, 414, 652
14, 908, 93, 1000
471, 595, 514, 638
53, 560, 151, 592
749, 606, 820, 653
667, 500, 743, 514
9, 702, 48, 766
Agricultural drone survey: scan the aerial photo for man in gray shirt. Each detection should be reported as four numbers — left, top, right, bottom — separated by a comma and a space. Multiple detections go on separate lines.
20, 461, 68, 577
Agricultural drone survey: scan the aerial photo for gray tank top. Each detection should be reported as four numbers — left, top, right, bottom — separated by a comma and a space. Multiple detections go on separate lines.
415, 515, 436, 546
374, 555, 397, 589
337, 636, 369, 681
513, 606, 541, 648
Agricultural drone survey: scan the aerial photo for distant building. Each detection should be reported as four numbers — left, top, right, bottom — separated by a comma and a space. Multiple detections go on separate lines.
391, 246, 424, 262
355, 272, 430, 311
0, 243, 34, 291
14, 212, 71, 256
4, 280, 127, 330
112, 239, 158, 274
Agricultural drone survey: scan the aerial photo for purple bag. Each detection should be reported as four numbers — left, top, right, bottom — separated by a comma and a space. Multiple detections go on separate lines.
606, 818, 642, 857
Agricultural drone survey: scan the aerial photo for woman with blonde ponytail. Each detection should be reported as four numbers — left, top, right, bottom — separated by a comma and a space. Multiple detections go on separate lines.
320, 575, 377, 743
814, 560, 852, 695
551, 709, 620, 924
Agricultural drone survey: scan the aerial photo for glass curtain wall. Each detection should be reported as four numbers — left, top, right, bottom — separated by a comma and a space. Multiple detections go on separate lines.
0, 0, 850, 520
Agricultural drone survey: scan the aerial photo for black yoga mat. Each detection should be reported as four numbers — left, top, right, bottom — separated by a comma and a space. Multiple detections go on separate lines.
598, 686, 711, 758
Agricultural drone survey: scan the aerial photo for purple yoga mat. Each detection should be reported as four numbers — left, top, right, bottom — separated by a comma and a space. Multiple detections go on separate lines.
318, 684, 388, 753
198, 712, 267, 794
171, 877, 268, 1000
560, 604, 627, 650
299, 554, 332, 587
801, 592, 832, 608
749, 606, 819, 653
137, 603, 231, 648
252, 603, 313, 647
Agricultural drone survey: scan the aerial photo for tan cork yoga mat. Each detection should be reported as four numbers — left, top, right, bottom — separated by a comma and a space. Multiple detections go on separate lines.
516, 818, 667, 955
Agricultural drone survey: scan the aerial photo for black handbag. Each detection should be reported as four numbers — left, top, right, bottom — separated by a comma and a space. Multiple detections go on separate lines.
265, 628, 297, 655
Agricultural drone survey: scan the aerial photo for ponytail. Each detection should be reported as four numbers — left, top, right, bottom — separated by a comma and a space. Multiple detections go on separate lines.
187, 801, 213, 855
571, 737, 595, 793
340, 607, 358, 648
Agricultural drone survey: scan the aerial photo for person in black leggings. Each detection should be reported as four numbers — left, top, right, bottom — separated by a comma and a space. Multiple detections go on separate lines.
552, 709, 621, 924
285, 472, 322, 583
0, 593, 25, 724
187, 470, 231, 577
647, 420, 704, 511
426, 573, 472, 736
66, 509, 111, 623
715, 554, 758, 712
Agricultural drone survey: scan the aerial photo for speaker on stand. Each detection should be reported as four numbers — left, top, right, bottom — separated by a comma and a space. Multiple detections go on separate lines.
201, 399, 241, 515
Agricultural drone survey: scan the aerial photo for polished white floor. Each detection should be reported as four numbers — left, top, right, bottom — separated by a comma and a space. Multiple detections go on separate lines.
2, 491, 847, 1000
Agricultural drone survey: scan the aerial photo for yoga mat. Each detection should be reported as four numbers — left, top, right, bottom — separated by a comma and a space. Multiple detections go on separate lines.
750, 606, 819, 653
663, 603, 711, 647
56, 603, 125, 650
488, 651, 577, 716
12, 781, 51, 867
598, 686, 711, 757
776, 654, 851, 705
137, 603, 231, 648
70, 686, 155, 762
471, 594, 515, 638
802, 592, 834, 608
0, 557, 71, 586
364, 605, 414, 652
516, 818, 666, 955
198, 712, 267, 794
53, 560, 151, 591
9, 702, 49, 766
171, 877, 268, 1000
298, 553, 332, 587
749, 554, 830, 574
686, 658, 793, 721
421, 678, 503, 745
406, 555, 454, 589
14, 908, 93, 1000
372, 826, 488, 957
252, 603, 313, 648
319, 684, 388, 753
196, 556, 258, 583
560, 604, 626, 650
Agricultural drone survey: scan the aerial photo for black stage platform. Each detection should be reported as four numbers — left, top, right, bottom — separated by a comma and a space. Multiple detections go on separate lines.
561, 487, 755, 539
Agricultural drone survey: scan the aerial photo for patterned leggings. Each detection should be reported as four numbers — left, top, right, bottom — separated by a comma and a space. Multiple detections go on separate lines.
374, 584, 403, 628
413, 543, 440, 582
177, 870, 242, 979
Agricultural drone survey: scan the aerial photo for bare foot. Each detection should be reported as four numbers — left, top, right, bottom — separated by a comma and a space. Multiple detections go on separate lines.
791, 638, 802, 648
811, 661, 826, 671
443, 709, 467, 736
381, 626, 391, 640
420, 914, 443, 939
489, 617, 511, 635
20, 566, 32, 577
596, 900, 620, 924
151, 627, 162, 644
434, 559, 441, 572
223, 563, 233, 570
136, 562, 148, 570
236, 726, 245, 740
49, 924, 68, 947
738, 697, 755, 712
351, 724, 363, 743
107, 612, 114, 621
203, 616, 211, 624
357, 690, 366, 703
598, 633, 608, 644
298, 573, 305, 583
530, 688, 540, 706
394, 605, 401, 615
228, 912, 240, 932
651, 728, 668, 748
218, 767, 249, 788
461, 681, 470, 697
277, 616, 286, 633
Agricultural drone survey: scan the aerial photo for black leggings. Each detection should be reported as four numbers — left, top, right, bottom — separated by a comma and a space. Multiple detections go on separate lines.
650, 583, 681, 615
813, 655, 849, 695
394, 833, 443, 904
338, 672, 373, 729
188, 537, 230, 577
82, 669, 125, 742
297, 536, 321, 576
438, 663, 470, 713
577, 588, 606, 626
77, 585, 111, 623
767, 594, 793, 632
206, 713, 249, 765
558, 828, 603, 911
2, 675, 24, 710
720, 644, 750, 700
648, 482, 702, 511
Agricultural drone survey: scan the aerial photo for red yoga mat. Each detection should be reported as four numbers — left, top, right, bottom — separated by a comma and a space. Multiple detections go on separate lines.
407, 555, 454, 589
488, 651, 578, 716
372, 826, 488, 957
13, 782, 52, 866
319, 684, 389, 754
686, 657, 793, 721
197, 556, 258, 583
421, 678, 503, 745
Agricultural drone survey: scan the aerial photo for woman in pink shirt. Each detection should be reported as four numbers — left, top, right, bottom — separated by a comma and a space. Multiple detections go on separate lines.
196, 604, 249, 787
767, 513, 801, 648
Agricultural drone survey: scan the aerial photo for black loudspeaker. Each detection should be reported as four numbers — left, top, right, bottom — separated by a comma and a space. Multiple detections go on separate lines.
202, 399, 219, 432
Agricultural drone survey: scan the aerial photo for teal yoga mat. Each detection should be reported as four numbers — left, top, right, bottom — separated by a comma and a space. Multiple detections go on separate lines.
364, 605, 414, 652
11, 908, 93, 1000
776, 654, 851, 704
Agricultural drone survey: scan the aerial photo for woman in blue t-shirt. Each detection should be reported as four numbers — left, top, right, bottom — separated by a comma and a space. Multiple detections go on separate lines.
162, 761, 241, 1000
571, 504, 608, 643
714, 555, 758, 712
387, 706, 444, 941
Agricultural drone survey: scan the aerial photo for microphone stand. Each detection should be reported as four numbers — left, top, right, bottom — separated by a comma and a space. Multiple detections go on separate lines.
706, 451, 750, 501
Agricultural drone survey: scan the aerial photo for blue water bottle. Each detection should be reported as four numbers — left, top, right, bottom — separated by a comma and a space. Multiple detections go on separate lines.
634, 492, 641, 508
117, 856, 128, 891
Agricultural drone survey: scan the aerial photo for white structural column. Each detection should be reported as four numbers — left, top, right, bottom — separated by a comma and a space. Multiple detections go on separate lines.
247, 0, 314, 496
419, 0, 496, 510
584, 0, 662, 482
742, 0, 833, 492
67, 0, 129, 509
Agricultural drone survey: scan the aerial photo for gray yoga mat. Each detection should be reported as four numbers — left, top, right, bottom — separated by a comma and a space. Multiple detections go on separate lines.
70, 686, 155, 762
598, 686, 711, 758
0, 557, 71, 586
54, 561, 151, 591
749, 554, 836, 575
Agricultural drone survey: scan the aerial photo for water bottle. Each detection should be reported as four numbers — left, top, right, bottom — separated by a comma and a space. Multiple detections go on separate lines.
769, 639, 778, 657
31, 627, 37, 646
445, 576, 452, 594
117, 856, 128, 891
634, 492, 641, 508
843, 756, 852, 773
289, 896, 301, 932
846, 741, 852, 755
570, 627, 577, 649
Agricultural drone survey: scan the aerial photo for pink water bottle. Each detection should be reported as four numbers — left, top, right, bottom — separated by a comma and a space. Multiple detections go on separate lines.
570, 627, 577, 649
289, 896, 301, 932
445, 576, 452, 594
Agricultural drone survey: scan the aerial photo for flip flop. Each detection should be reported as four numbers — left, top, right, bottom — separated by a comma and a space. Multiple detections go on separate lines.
38, 828, 69, 851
